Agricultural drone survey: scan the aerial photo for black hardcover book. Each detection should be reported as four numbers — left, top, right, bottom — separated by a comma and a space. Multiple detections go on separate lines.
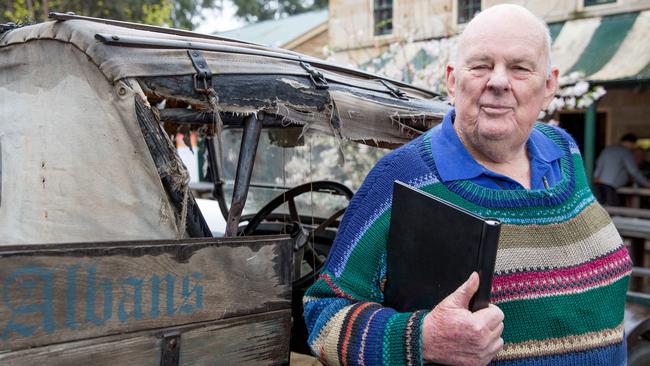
384, 181, 501, 312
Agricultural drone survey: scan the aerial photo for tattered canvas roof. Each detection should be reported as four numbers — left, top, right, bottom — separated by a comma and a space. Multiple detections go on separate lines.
0, 14, 449, 146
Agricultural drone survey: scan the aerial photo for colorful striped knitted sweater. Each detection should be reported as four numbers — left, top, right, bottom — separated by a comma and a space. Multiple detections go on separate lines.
303, 122, 631, 365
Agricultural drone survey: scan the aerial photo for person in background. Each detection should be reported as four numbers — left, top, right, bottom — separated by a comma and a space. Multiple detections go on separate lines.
303, 4, 631, 366
593, 133, 650, 206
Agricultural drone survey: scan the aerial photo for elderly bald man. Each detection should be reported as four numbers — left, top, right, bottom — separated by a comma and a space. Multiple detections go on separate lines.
303, 4, 631, 366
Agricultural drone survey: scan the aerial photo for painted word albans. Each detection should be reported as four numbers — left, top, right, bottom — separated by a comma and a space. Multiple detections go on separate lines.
1, 265, 203, 339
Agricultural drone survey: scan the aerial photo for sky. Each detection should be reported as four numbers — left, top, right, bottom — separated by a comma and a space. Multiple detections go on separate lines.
195, 0, 245, 35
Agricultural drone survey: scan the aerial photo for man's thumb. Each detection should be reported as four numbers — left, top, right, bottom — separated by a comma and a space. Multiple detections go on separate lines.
445, 272, 480, 309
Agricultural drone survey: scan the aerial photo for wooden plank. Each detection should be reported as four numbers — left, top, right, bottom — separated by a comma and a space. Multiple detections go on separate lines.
617, 187, 650, 197
0, 309, 291, 366
612, 216, 650, 240
606, 206, 650, 219
134, 96, 212, 238
0, 334, 161, 366
0, 236, 292, 351
179, 309, 291, 365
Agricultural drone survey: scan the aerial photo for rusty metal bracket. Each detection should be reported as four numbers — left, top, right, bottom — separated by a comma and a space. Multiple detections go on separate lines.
300, 60, 329, 89
160, 331, 181, 366
1, 21, 24, 39
187, 49, 213, 94
379, 80, 409, 100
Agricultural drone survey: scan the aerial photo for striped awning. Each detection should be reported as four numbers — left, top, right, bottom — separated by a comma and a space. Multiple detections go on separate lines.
360, 10, 650, 90
550, 10, 650, 83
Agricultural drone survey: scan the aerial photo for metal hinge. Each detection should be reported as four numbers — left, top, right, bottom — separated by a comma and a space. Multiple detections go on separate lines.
379, 80, 408, 100
160, 331, 181, 366
300, 60, 329, 89
187, 49, 213, 94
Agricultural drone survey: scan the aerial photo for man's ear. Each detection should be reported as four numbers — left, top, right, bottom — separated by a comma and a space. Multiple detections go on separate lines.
543, 67, 559, 108
446, 64, 456, 101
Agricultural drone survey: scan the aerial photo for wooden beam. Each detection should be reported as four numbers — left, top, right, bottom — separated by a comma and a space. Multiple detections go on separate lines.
0, 309, 291, 366
606, 206, 650, 219
135, 97, 212, 238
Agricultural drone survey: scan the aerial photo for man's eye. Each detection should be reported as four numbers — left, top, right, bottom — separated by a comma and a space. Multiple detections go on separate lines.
471, 65, 489, 70
513, 66, 531, 72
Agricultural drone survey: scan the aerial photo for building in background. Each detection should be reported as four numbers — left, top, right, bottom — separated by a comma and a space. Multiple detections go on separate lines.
328, 0, 650, 180
217, 9, 329, 58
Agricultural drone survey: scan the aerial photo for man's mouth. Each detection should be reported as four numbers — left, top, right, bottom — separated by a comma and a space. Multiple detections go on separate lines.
480, 105, 513, 115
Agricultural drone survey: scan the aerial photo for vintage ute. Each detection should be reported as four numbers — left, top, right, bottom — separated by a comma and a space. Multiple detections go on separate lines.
0, 13, 448, 365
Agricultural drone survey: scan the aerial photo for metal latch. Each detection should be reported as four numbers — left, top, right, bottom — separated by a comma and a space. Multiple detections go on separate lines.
300, 60, 329, 89
160, 331, 181, 366
187, 49, 212, 94
379, 80, 408, 100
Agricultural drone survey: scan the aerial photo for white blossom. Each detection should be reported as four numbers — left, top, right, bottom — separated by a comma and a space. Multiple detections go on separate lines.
593, 86, 607, 98
573, 81, 590, 96
565, 96, 576, 110
577, 96, 594, 109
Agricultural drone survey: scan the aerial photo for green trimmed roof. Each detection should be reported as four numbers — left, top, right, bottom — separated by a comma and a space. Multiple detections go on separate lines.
217, 9, 328, 48
363, 10, 650, 86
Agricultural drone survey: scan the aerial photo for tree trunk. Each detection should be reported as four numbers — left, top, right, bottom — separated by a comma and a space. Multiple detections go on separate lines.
25, 0, 34, 21
41, 0, 48, 22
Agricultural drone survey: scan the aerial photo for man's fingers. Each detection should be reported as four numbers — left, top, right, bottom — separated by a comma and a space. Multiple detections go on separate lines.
444, 272, 480, 309
490, 322, 504, 339
491, 337, 505, 354
473, 304, 504, 330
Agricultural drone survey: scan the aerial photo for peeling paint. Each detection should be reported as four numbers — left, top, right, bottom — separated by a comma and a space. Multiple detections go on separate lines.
279, 78, 310, 90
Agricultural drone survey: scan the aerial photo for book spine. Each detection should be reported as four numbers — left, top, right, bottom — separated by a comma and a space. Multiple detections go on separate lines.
470, 221, 501, 312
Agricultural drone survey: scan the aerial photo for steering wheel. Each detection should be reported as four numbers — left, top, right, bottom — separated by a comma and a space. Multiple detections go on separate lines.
241, 180, 353, 285
242, 180, 353, 355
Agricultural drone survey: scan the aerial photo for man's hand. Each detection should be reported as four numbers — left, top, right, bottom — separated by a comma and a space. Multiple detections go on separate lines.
421, 272, 504, 366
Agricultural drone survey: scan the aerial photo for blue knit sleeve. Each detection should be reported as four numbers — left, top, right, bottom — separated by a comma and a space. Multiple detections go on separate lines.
303, 138, 432, 366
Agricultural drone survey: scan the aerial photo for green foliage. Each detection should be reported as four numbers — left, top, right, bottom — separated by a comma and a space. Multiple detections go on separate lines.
2, 0, 33, 24
232, 0, 327, 22
142, 0, 173, 26
1, 0, 218, 30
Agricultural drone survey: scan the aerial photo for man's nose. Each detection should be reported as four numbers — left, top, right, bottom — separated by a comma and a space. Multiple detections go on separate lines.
486, 66, 510, 93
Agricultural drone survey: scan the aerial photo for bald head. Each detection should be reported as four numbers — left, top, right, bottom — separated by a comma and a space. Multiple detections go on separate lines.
457, 4, 552, 75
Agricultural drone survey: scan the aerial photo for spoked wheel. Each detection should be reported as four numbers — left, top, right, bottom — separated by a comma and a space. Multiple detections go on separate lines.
241, 180, 353, 355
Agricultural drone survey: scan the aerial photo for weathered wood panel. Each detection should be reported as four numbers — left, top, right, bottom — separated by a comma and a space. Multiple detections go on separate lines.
0, 333, 161, 366
0, 236, 292, 351
0, 309, 291, 366
179, 309, 291, 365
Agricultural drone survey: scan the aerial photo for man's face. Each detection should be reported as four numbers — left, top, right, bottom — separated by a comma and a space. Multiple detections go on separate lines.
446, 19, 558, 156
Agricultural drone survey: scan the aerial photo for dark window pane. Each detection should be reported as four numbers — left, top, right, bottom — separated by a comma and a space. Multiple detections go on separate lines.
374, 0, 393, 35
584, 0, 616, 6
0, 141, 2, 207
458, 0, 481, 24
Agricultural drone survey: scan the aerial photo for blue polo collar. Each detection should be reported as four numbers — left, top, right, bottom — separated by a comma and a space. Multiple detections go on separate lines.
430, 109, 564, 183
